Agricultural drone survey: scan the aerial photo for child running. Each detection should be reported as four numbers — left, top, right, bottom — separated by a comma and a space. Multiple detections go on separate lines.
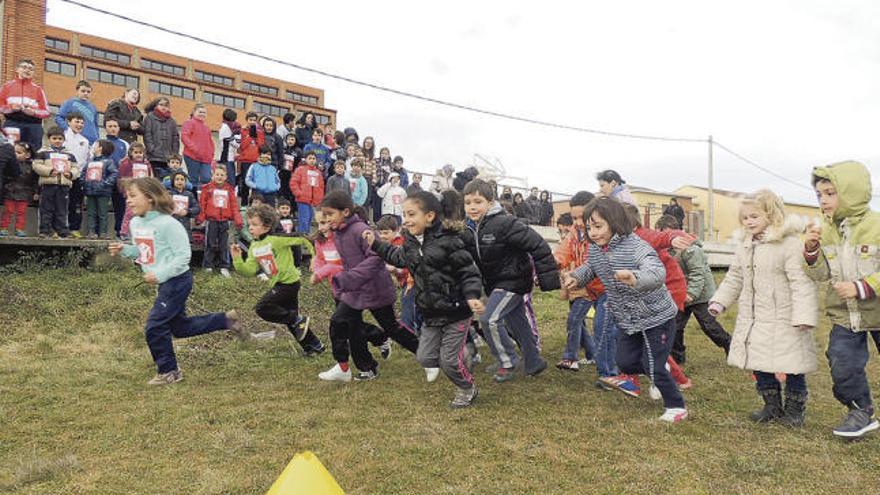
317, 191, 419, 382
563, 197, 687, 422
108, 177, 245, 385
710, 190, 817, 427
231, 204, 325, 355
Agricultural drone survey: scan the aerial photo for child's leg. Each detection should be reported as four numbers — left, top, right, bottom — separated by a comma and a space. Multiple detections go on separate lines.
38, 186, 55, 234
640, 319, 684, 409
754, 371, 782, 391
97, 196, 110, 236
55, 186, 70, 236
417, 324, 442, 369
67, 179, 83, 232
85, 196, 97, 235
480, 289, 522, 370
254, 282, 302, 326
672, 307, 691, 364
691, 302, 732, 354
400, 286, 418, 334
10, 200, 27, 232
203, 220, 221, 269
1, 198, 14, 229
330, 301, 378, 372
296, 203, 310, 233
784, 374, 807, 394
593, 295, 619, 377
562, 298, 592, 361
501, 297, 545, 374
523, 293, 541, 351
112, 190, 125, 237
217, 222, 231, 269
369, 305, 418, 354
438, 318, 474, 389
826, 324, 873, 410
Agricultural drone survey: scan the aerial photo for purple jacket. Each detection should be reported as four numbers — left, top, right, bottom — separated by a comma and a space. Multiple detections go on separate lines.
331, 214, 397, 309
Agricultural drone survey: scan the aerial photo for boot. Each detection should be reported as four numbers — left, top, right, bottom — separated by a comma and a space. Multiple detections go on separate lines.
779, 391, 807, 427
750, 389, 783, 423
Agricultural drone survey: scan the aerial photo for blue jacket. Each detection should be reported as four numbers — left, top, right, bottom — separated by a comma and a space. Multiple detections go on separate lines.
82, 157, 118, 197
122, 210, 191, 283
303, 143, 331, 170
245, 161, 281, 194
55, 97, 100, 144
106, 135, 128, 165
165, 183, 200, 221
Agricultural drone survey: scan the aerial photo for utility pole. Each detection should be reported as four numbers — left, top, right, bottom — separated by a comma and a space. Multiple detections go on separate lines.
708, 135, 715, 241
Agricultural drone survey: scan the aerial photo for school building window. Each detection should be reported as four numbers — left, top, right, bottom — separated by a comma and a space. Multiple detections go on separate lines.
195, 70, 234, 87
140, 58, 185, 77
148, 80, 195, 100
252, 101, 288, 117
80, 45, 131, 66
286, 90, 318, 106
86, 67, 139, 88
242, 81, 278, 97
44, 37, 69, 52
45, 59, 77, 77
203, 91, 245, 109
315, 114, 330, 125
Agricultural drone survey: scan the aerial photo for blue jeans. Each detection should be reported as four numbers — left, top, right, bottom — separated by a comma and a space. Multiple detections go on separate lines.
591, 294, 619, 377
562, 298, 596, 361
184, 156, 213, 192
400, 286, 422, 335
296, 202, 313, 232
3, 120, 43, 153
754, 371, 807, 394
827, 324, 878, 409
145, 271, 228, 373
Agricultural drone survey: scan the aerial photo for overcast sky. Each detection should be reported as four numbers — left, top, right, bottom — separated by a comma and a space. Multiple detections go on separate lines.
48, 0, 880, 207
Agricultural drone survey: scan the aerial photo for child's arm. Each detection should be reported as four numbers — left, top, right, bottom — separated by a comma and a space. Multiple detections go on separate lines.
289, 168, 302, 198
782, 237, 819, 328
710, 247, 745, 314
231, 244, 258, 277
377, 182, 389, 197
273, 235, 316, 257
104, 161, 119, 189
448, 241, 484, 301
244, 165, 256, 189
272, 169, 281, 192
31, 154, 51, 178
681, 247, 706, 303
54, 100, 70, 130
196, 188, 208, 224
333, 235, 386, 293
231, 193, 243, 229
803, 223, 831, 282
504, 218, 560, 291
629, 242, 668, 292
370, 236, 407, 268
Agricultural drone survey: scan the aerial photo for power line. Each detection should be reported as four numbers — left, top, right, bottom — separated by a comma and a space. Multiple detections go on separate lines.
712, 140, 814, 192
55, 0, 706, 144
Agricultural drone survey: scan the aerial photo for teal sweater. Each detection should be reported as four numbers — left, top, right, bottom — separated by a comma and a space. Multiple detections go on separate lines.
122, 210, 191, 283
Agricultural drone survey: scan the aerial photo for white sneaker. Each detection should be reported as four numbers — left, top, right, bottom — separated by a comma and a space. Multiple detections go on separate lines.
220, 268, 231, 278
659, 407, 689, 423
649, 384, 662, 400
204, 268, 213, 273
257, 273, 270, 281
318, 363, 352, 382
425, 367, 441, 382
578, 358, 596, 366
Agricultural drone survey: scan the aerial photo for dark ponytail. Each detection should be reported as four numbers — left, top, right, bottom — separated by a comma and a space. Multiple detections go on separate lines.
321, 190, 355, 217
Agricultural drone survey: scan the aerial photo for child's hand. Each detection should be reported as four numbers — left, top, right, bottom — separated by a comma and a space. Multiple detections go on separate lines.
671, 235, 696, 251
108, 242, 124, 256
562, 274, 578, 291
230, 244, 242, 258
467, 299, 485, 315
614, 269, 637, 287
310, 273, 319, 285
362, 230, 375, 246
50, 169, 58, 177
63, 172, 72, 180
708, 301, 725, 316
685, 294, 694, 304
833, 281, 858, 299
144, 272, 158, 285
804, 223, 822, 251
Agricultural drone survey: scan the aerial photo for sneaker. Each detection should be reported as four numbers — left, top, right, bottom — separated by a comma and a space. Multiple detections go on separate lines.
679, 378, 693, 390
659, 407, 689, 423
38, 233, 48, 239
147, 369, 183, 386
494, 367, 515, 383
471, 352, 482, 366
288, 315, 310, 341
318, 363, 352, 382
598, 375, 640, 398
832, 409, 880, 438
526, 358, 548, 377
204, 268, 213, 274
0, 230, 8, 237
555, 359, 580, 371
450, 386, 478, 408
70, 231, 82, 239
51, 232, 60, 239
578, 358, 596, 366
257, 273, 270, 281
220, 268, 231, 278
379, 339, 392, 360
225, 310, 249, 341
425, 367, 440, 382
303, 343, 326, 358
649, 384, 662, 401
354, 369, 379, 381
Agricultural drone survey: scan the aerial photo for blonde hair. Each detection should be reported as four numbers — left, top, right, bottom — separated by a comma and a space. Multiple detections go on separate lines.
739, 189, 785, 231
124, 177, 174, 215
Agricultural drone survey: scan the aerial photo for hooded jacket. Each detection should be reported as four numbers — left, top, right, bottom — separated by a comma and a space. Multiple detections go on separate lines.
0, 77, 50, 123
669, 240, 715, 306
82, 157, 119, 197
143, 109, 180, 164
116, 158, 153, 193
181, 117, 215, 163
331, 214, 397, 310
233, 232, 315, 287
805, 161, 880, 331
245, 160, 281, 194
197, 181, 243, 227
461, 204, 561, 294
377, 178, 407, 216
713, 216, 818, 374
634, 226, 689, 310
238, 123, 265, 163
121, 210, 191, 284
290, 162, 324, 206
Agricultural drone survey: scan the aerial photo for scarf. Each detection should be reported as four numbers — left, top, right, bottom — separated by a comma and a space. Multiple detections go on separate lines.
153, 107, 171, 119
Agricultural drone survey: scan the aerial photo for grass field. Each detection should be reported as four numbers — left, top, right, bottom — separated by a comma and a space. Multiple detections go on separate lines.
1, 262, 880, 494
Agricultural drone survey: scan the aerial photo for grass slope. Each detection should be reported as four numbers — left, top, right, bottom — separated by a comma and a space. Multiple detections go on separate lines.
1, 267, 879, 494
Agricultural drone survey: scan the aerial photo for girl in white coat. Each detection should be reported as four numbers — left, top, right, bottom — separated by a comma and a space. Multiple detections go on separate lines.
377, 172, 407, 220
710, 190, 818, 427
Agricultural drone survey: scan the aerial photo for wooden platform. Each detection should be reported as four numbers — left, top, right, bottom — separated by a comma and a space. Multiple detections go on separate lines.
0, 236, 113, 248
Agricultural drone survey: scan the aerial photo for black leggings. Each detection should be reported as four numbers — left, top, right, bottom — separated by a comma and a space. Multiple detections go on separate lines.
329, 302, 418, 372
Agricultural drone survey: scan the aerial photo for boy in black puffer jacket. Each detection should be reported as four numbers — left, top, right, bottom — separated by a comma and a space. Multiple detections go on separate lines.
460, 179, 560, 382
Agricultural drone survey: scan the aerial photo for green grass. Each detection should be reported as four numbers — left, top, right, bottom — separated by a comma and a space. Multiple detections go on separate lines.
1, 267, 880, 494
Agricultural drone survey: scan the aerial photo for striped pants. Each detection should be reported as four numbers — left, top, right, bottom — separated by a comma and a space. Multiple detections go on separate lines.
417, 318, 473, 389
480, 289, 544, 374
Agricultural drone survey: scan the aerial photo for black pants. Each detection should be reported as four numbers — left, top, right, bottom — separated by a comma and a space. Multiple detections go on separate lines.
255, 282, 322, 350
112, 189, 125, 236
329, 302, 418, 372
67, 178, 84, 231
672, 302, 731, 364
203, 220, 230, 269
39, 184, 70, 235
618, 318, 684, 409
238, 162, 252, 205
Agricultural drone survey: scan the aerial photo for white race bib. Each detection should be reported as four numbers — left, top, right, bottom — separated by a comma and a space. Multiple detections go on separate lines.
50, 153, 70, 174
280, 218, 294, 233
283, 154, 295, 171
172, 194, 188, 214
253, 243, 279, 277
132, 228, 156, 265
212, 189, 229, 208
324, 249, 340, 262
392, 194, 402, 205
307, 170, 320, 187
132, 162, 149, 179
86, 161, 104, 181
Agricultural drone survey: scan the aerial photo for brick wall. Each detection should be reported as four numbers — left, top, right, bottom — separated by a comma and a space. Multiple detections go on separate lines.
2, 0, 47, 83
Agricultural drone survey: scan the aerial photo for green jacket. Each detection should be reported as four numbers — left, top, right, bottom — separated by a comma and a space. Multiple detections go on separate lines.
805, 161, 880, 331
233, 233, 315, 286
671, 240, 715, 306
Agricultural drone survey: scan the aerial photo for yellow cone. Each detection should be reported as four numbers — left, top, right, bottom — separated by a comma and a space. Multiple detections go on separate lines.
266, 451, 344, 495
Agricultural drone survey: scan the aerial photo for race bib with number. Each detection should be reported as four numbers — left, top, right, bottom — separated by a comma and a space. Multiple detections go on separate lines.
392, 194, 402, 205
5, 127, 20, 144
50, 153, 70, 174
132, 163, 149, 178
324, 249, 340, 263
212, 189, 229, 208
253, 244, 279, 277
308, 170, 320, 187
132, 228, 156, 265
349, 180, 357, 192
280, 218, 294, 233
86, 161, 104, 181
283, 154, 295, 171
172, 194, 188, 214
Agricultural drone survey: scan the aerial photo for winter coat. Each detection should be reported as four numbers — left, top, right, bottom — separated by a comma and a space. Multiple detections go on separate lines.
166, 185, 199, 218
571, 233, 678, 335
106, 136, 129, 165
331, 214, 397, 310
82, 157, 118, 197
32, 146, 80, 187
372, 221, 483, 326
805, 161, 880, 331
431, 165, 455, 193
55, 97, 100, 143
0, 77, 50, 123
245, 161, 280, 194
143, 111, 180, 164
349, 175, 368, 206
634, 227, 689, 310
712, 216, 818, 374
3, 156, 34, 202
513, 201, 533, 223
538, 200, 554, 226
233, 233, 315, 287
525, 197, 543, 225
121, 210, 190, 284
325, 174, 349, 194
461, 204, 561, 294
238, 124, 265, 163
264, 131, 285, 168
377, 182, 407, 217
104, 99, 144, 144
453, 167, 479, 192
669, 240, 715, 306
181, 117, 214, 163
197, 181, 242, 227
290, 164, 324, 206
554, 225, 604, 301
116, 158, 153, 193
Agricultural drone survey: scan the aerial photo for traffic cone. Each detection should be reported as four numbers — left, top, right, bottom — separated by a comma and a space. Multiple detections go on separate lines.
266, 451, 344, 495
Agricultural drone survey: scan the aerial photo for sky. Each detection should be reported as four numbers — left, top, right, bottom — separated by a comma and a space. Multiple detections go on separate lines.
47, 0, 880, 207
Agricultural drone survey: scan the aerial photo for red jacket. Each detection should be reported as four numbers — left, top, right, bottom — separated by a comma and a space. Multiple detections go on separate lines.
181, 117, 214, 163
0, 78, 50, 123
197, 181, 242, 227
238, 124, 265, 163
290, 163, 325, 206
116, 158, 154, 193
554, 225, 604, 300
634, 227, 688, 310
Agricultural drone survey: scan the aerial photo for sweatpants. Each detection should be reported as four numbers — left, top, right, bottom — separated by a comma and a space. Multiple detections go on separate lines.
481, 288, 544, 374
329, 301, 418, 372
254, 281, 322, 351
85, 195, 110, 236
67, 178, 84, 231
203, 220, 231, 269
418, 318, 474, 389
145, 271, 228, 373
673, 301, 731, 364
827, 324, 878, 410
524, 292, 541, 351
38, 184, 70, 236
616, 318, 685, 409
